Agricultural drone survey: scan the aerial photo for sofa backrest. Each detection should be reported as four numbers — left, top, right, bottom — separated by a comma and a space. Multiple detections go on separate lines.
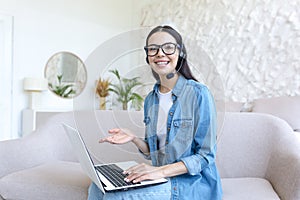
29, 110, 148, 164
216, 112, 293, 178
34, 110, 294, 179
30, 111, 79, 162
252, 96, 300, 132
224, 96, 300, 132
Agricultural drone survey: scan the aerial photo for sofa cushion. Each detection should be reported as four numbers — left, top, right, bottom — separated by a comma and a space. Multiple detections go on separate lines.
0, 161, 91, 200
222, 177, 280, 200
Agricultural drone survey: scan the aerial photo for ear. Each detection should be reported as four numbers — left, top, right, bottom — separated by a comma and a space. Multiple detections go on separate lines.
145, 56, 149, 64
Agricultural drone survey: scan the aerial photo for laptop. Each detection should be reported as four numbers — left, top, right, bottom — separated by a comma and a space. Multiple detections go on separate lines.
62, 123, 168, 194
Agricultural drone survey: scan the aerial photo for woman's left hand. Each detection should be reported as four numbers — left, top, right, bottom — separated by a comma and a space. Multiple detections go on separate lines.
123, 163, 165, 183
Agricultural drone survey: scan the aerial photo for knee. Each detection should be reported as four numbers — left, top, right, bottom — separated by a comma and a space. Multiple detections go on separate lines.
88, 182, 103, 200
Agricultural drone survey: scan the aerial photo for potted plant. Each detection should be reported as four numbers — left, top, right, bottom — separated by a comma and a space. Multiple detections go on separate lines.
109, 69, 144, 110
48, 74, 76, 98
95, 77, 110, 110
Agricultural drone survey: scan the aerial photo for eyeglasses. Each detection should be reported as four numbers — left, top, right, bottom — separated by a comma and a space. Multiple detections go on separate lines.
144, 42, 181, 57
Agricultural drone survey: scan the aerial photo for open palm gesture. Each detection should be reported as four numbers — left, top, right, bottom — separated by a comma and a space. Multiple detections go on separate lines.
99, 128, 135, 145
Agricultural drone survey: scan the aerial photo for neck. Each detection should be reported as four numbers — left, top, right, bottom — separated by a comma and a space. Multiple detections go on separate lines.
159, 73, 179, 93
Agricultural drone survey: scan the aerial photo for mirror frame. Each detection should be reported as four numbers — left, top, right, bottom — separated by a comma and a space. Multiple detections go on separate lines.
44, 51, 87, 99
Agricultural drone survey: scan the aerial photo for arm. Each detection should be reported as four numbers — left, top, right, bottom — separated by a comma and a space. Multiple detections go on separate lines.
124, 161, 188, 183
132, 137, 150, 156
180, 86, 217, 175
160, 161, 188, 177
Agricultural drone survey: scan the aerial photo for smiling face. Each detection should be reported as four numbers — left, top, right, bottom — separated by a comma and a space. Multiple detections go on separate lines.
146, 32, 179, 80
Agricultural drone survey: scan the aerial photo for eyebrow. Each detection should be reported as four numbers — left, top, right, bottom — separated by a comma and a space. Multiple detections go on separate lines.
147, 42, 176, 46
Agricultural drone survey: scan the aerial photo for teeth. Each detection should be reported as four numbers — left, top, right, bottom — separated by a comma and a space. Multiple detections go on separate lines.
156, 62, 168, 65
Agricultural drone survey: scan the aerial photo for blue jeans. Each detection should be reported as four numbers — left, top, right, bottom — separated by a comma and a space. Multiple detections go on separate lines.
88, 181, 171, 200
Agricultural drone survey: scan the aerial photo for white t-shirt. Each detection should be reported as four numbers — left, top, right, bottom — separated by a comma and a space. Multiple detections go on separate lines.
157, 89, 173, 150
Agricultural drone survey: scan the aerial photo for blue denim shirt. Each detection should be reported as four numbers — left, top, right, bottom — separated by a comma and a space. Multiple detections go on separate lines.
143, 75, 223, 200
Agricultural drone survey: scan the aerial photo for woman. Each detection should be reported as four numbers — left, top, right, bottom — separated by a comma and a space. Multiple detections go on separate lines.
88, 25, 223, 200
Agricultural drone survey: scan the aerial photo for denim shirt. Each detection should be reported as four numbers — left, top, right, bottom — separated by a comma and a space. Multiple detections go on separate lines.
142, 76, 223, 200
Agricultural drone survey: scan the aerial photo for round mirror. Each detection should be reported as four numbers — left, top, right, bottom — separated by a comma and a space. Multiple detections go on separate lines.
44, 52, 87, 98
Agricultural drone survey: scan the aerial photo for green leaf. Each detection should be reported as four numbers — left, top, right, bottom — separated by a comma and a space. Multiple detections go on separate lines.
108, 69, 144, 110
109, 69, 121, 80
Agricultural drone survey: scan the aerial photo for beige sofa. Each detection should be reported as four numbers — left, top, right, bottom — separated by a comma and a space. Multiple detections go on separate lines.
225, 96, 300, 132
0, 111, 299, 200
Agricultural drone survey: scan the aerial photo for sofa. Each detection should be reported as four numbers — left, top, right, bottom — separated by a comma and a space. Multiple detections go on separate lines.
225, 96, 300, 132
0, 110, 299, 200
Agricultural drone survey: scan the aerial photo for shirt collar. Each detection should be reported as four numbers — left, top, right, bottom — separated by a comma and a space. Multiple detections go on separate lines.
153, 75, 187, 98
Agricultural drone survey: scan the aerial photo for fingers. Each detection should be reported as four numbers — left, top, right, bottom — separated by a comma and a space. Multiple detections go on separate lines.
98, 129, 121, 143
123, 163, 153, 183
99, 128, 135, 145
108, 128, 121, 134
125, 174, 148, 183
124, 170, 149, 183
123, 163, 140, 174
99, 136, 114, 143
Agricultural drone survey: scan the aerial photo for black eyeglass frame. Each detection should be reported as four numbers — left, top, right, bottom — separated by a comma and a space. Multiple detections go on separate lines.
144, 42, 181, 57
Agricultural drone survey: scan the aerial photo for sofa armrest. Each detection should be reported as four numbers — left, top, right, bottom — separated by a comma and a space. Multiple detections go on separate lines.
0, 130, 56, 178
0, 112, 80, 178
266, 132, 300, 200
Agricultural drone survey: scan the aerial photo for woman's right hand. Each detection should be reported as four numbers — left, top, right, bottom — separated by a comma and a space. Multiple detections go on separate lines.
99, 128, 136, 145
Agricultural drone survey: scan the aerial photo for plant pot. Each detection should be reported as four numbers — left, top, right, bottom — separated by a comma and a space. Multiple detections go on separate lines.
122, 102, 128, 110
100, 97, 106, 110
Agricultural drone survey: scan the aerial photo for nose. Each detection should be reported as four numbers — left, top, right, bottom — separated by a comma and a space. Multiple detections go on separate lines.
156, 47, 165, 57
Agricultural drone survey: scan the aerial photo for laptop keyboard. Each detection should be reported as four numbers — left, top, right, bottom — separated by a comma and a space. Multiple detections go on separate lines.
96, 164, 140, 187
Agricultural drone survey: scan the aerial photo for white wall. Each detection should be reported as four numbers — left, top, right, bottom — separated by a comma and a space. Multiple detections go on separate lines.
0, 0, 145, 139
0, 14, 13, 140
4, 0, 298, 139
140, 0, 300, 102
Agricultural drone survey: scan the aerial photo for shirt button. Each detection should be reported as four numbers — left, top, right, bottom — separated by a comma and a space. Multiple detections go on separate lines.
173, 187, 177, 190
167, 127, 170, 131
169, 112, 173, 116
